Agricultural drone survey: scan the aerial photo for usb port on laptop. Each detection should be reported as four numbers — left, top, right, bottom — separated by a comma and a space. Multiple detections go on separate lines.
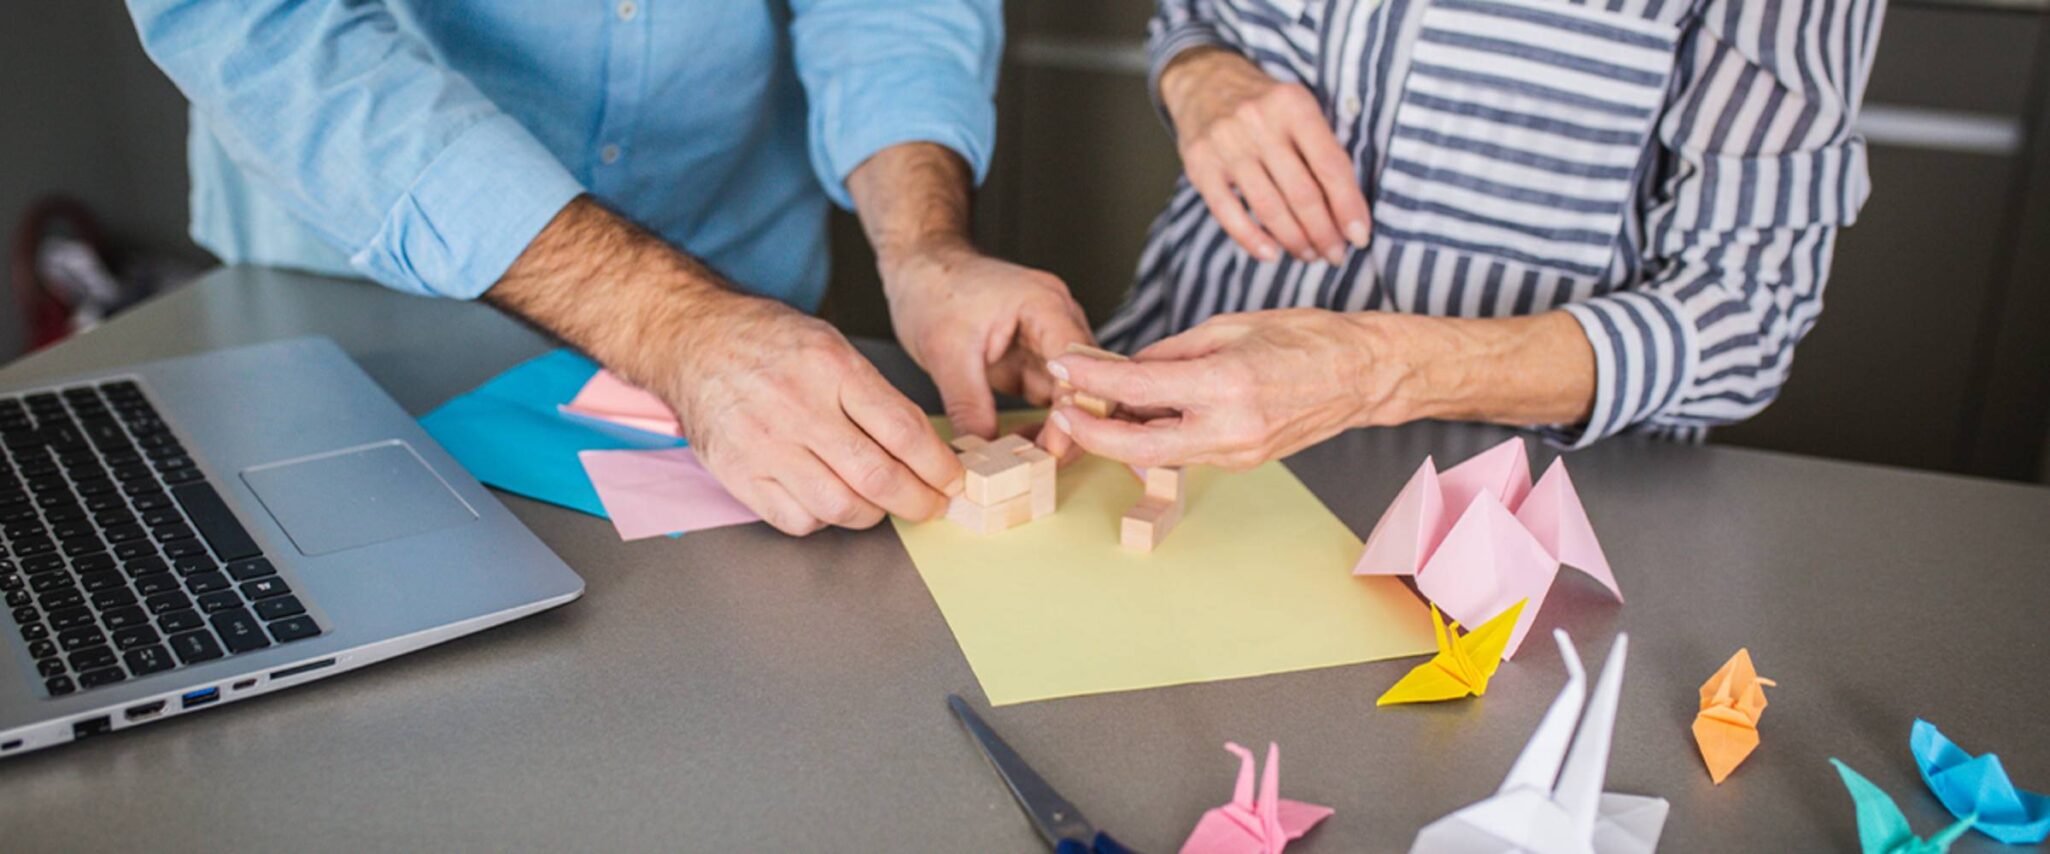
180, 688, 219, 709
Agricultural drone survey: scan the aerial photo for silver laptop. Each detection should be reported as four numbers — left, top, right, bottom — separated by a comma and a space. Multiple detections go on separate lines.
0, 336, 583, 756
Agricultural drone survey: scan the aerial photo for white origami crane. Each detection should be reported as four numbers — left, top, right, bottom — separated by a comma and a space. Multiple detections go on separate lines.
1354, 437, 1622, 658
1410, 630, 1669, 854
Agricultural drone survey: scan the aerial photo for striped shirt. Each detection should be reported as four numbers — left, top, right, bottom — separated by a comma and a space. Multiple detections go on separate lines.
1100, 0, 1883, 446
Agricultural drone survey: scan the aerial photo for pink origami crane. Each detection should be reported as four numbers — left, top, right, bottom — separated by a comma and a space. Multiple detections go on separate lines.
1181, 742, 1333, 854
1352, 437, 1621, 658
558, 370, 681, 437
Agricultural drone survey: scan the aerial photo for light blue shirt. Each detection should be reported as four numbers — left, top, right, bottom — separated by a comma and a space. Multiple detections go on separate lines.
125, 1, 1002, 309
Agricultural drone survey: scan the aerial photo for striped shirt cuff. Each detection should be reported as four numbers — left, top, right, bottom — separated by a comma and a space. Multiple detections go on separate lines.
1147, 20, 1231, 133
351, 113, 586, 300
1550, 291, 1698, 449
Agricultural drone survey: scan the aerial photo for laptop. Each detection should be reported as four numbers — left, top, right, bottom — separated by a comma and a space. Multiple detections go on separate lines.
0, 336, 583, 756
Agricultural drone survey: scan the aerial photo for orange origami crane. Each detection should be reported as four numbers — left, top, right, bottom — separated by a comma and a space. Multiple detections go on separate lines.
1692, 649, 1776, 784
1376, 600, 1527, 706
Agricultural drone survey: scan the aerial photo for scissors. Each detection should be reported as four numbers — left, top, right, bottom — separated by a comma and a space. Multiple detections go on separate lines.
947, 694, 1136, 854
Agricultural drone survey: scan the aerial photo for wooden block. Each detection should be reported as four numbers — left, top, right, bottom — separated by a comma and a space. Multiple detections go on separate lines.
963, 452, 1031, 505
1143, 466, 1184, 505
950, 435, 990, 453
1025, 448, 1057, 519
947, 491, 1034, 534
986, 434, 1034, 456
1059, 344, 1126, 418
1073, 391, 1114, 419
1120, 498, 1182, 552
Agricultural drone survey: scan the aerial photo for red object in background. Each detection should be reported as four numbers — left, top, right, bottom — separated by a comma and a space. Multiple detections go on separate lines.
10, 196, 108, 352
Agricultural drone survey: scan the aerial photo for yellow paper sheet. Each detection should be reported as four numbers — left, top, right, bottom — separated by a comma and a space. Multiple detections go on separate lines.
894, 413, 1436, 705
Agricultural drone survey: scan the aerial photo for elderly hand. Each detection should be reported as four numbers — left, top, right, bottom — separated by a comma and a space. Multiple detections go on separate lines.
1159, 47, 1372, 266
1046, 310, 1602, 470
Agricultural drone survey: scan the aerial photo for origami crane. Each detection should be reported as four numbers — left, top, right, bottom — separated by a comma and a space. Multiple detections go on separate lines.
1911, 719, 2050, 844
1692, 648, 1775, 784
1354, 437, 1621, 658
1410, 630, 1669, 854
1180, 742, 1333, 854
1377, 599, 1527, 706
1831, 758, 1976, 854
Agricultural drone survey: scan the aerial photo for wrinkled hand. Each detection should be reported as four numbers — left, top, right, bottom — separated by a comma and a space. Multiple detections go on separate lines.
662, 293, 963, 536
884, 242, 1095, 457
1160, 47, 1371, 265
1049, 309, 1413, 470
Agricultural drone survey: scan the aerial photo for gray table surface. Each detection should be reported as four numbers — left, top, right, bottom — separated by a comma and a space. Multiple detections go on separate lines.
1, 267, 2045, 853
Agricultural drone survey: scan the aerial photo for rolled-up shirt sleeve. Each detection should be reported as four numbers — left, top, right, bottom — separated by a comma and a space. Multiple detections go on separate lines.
125, 0, 584, 299
788, 0, 1001, 209
1147, 0, 1229, 126
1547, 0, 1881, 447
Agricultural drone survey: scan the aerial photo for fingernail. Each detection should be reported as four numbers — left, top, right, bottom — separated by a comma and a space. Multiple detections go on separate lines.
1256, 244, 1279, 262
1046, 359, 1070, 381
1297, 250, 1317, 263
943, 473, 964, 497
1049, 410, 1072, 434
1346, 221, 1370, 247
1324, 247, 1346, 265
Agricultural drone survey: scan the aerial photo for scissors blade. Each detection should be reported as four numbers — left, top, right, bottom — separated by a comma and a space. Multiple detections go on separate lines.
948, 694, 1098, 849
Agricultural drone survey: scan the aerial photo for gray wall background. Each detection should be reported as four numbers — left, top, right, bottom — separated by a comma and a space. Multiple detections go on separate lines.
4, 2, 2047, 483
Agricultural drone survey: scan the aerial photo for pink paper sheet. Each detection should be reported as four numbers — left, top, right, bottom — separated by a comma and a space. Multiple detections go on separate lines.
560, 370, 681, 437
578, 447, 759, 540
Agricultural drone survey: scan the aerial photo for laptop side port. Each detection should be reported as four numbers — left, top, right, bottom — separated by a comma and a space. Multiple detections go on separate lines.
124, 701, 166, 721
72, 717, 112, 739
181, 687, 220, 709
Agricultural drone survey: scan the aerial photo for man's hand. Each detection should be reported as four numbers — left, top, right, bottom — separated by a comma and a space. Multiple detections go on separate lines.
1159, 47, 1371, 266
848, 143, 1094, 454
1048, 309, 1597, 469
486, 197, 962, 536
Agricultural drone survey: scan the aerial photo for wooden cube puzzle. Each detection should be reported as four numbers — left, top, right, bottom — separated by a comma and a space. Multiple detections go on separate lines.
946, 434, 1056, 534
1058, 343, 1125, 418
1120, 465, 1185, 552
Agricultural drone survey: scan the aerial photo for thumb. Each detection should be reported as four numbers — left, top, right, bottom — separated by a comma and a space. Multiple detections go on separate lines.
930, 340, 999, 440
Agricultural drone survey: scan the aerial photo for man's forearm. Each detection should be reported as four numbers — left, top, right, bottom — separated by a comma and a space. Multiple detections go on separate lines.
844, 142, 978, 287
482, 196, 742, 392
1354, 311, 1597, 427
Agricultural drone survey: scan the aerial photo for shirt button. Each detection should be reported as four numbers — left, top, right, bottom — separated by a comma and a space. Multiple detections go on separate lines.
616, 0, 637, 20
1342, 95, 1363, 119
599, 144, 621, 165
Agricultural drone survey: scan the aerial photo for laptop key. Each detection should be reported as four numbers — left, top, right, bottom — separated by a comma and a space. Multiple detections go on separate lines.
89, 588, 137, 611
114, 540, 156, 561
197, 591, 242, 613
144, 591, 192, 615
48, 606, 95, 632
134, 573, 179, 596
157, 609, 203, 633
57, 625, 106, 652
131, 492, 171, 512
67, 645, 116, 672
44, 675, 74, 696
102, 605, 149, 631
210, 609, 268, 653
162, 539, 206, 559
185, 572, 230, 594
77, 667, 125, 689
226, 558, 276, 581
51, 519, 93, 540
268, 615, 320, 643
95, 510, 138, 530
124, 645, 174, 675
12, 605, 38, 624
78, 570, 124, 593
42, 504, 84, 523
39, 587, 83, 611
152, 522, 196, 543
140, 508, 182, 528
12, 537, 54, 557
85, 493, 126, 513
173, 554, 218, 576
37, 658, 65, 677
73, 552, 115, 573
242, 577, 290, 600
167, 630, 224, 664
30, 572, 71, 592
253, 595, 305, 621
5, 589, 26, 607
104, 524, 146, 544
23, 554, 65, 575
112, 624, 160, 650
60, 535, 106, 558
113, 464, 152, 483
124, 555, 169, 577
21, 623, 48, 641
29, 638, 57, 659
163, 469, 203, 485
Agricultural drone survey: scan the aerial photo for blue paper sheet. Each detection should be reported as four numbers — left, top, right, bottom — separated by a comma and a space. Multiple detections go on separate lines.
420, 349, 685, 518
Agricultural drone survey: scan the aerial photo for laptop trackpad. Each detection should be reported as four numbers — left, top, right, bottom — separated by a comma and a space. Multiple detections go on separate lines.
241, 441, 478, 556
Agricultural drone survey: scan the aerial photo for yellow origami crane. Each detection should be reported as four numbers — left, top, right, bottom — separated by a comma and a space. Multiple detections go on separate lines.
1377, 599, 1527, 706
1693, 648, 1776, 784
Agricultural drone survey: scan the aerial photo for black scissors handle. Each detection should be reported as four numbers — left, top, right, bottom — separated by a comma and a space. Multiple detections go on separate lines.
948, 694, 1108, 850
1057, 832, 1134, 854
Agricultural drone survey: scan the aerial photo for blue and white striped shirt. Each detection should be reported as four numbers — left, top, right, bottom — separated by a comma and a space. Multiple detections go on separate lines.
1101, 0, 1882, 446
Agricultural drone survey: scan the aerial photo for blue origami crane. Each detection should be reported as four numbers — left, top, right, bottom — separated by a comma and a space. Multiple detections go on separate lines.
1832, 759, 1975, 854
1912, 719, 2050, 845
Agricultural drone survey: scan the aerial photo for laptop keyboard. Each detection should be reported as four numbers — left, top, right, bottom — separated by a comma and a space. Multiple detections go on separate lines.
1, 380, 322, 697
